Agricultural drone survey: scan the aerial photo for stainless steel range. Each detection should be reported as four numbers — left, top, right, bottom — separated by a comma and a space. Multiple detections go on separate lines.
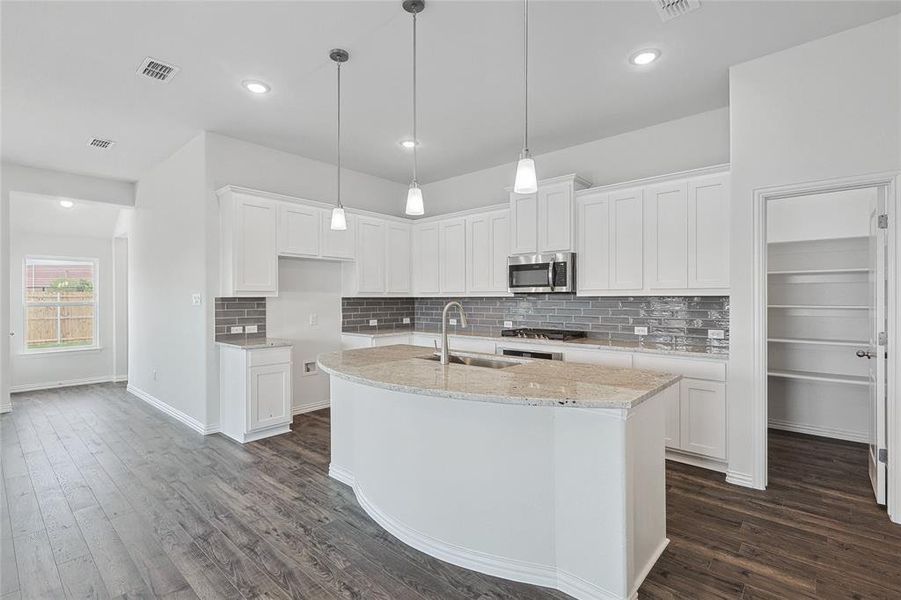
499, 328, 587, 342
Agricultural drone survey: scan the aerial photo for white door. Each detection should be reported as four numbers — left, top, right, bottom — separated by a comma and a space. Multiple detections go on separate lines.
510, 193, 538, 254
356, 217, 387, 294
386, 223, 412, 294
320, 211, 355, 260
538, 181, 572, 252
679, 378, 727, 459
867, 203, 887, 505
577, 193, 611, 293
278, 203, 320, 257
645, 181, 688, 289
609, 188, 644, 290
248, 363, 291, 432
688, 174, 730, 288
234, 196, 278, 294
440, 218, 467, 294
413, 222, 440, 294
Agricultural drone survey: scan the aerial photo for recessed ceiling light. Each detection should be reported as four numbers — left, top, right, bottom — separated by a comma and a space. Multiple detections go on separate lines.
59, 199, 74, 209
629, 49, 661, 66
400, 139, 419, 150
242, 80, 270, 94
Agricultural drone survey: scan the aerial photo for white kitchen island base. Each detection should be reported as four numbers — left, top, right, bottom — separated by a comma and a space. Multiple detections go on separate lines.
328, 376, 673, 600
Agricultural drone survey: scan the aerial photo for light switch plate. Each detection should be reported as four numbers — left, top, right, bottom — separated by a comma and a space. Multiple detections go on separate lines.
192, 293, 202, 306
708, 329, 725, 339
369, 319, 378, 326
504, 321, 513, 328
449, 318, 457, 325
309, 313, 318, 326
245, 324, 258, 334
634, 326, 649, 336
230, 326, 244, 334
403, 317, 411, 324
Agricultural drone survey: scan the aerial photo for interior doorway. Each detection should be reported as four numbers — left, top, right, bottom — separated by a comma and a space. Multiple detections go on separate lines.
765, 185, 889, 505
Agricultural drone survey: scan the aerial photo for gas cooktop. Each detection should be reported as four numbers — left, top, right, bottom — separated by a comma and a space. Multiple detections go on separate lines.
500, 328, 587, 341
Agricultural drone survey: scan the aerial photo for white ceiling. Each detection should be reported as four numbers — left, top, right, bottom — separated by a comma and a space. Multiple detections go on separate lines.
2, 1, 899, 185
10, 192, 126, 239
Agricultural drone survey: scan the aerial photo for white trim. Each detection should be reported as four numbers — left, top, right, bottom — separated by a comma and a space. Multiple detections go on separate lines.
0, 403, 12, 414
413, 203, 509, 224
112, 374, 128, 383
506, 173, 593, 194
292, 399, 330, 415
328, 463, 354, 486
666, 449, 727, 473
625, 538, 670, 600
11, 375, 118, 393
575, 163, 730, 197
768, 419, 870, 445
725, 469, 756, 489
126, 384, 216, 435
19, 345, 103, 356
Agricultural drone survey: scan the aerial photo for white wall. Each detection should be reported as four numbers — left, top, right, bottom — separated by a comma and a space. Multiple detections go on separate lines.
729, 15, 901, 488
420, 107, 730, 215
129, 133, 211, 426
767, 188, 876, 243
9, 232, 118, 391
113, 237, 128, 379
266, 258, 342, 413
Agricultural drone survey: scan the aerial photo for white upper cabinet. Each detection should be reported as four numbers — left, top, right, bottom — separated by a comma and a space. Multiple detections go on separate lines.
439, 218, 467, 295
645, 181, 688, 289
219, 191, 279, 297
386, 222, 412, 294
609, 187, 644, 290
577, 187, 643, 294
576, 192, 611, 291
355, 216, 388, 294
510, 175, 589, 255
320, 210, 356, 260
412, 222, 440, 295
466, 209, 510, 294
278, 203, 321, 257
688, 173, 730, 289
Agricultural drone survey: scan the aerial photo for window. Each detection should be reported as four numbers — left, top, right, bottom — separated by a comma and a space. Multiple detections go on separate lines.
24, 257, 98, 352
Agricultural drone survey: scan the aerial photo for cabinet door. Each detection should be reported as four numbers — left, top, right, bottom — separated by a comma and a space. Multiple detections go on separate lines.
645, 181, 688, 289
234, 196, 278, 294
576, 193, 611, 292
320, 211, 356, 260
386, 222, 412, 294
679, 378, 726, 459
278, 203, 320, 257
248, 363, 291, 432
538, 181, 573, 252
688, 174, 730, 288
510, 193, 538, 254
609, 188, 644, 290
466, 210, 510, 294
663, 384, 681, 449
413, 222, 440, 294
440, 218, 467, 294
356, 217, 387, 294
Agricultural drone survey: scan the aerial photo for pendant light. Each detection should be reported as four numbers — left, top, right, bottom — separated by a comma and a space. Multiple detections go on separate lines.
513, 0, 537, 194
403, 0, 425, 216
330, 48, 349, 230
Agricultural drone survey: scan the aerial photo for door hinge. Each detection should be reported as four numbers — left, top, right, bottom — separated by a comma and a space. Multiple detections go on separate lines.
879, 448, 888, 463
878, 332, 887, 346
878, 214, 889, 229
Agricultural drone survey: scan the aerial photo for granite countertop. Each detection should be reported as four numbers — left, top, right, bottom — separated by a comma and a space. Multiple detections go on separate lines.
215, 337, 294, 350
340, 328, 728, 361
317, 345, 681, 409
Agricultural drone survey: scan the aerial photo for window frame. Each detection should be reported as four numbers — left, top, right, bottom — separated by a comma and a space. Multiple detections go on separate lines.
22, 255, 101, 355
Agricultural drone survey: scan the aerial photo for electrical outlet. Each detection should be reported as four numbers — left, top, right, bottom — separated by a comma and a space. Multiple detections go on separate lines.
403, 317, 411, 324
309, 313, 318, 326
634, 326, 649, 336
245, 325, 258, 334
708, 329, 725, 339
504, 321, 513, 328
230, 326, 244, 334
449, 318, 457, 325
369, 319, 378, 326
303, 361, 318, 376
152, 369, 158, 381
191, 293, 202, 306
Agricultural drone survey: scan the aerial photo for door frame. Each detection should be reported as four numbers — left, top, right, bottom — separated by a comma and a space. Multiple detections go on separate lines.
751, 171, 901, 523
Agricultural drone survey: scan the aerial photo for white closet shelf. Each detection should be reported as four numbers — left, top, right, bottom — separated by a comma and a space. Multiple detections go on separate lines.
767, 304, 869, 310
767, 338, 868, 347
768, 369, 869, 386
767, 268, 869, 275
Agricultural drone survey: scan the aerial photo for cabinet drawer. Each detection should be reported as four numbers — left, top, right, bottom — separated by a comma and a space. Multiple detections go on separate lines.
633, 354, 726, 381
563, 348, 633, 368
247, 347, 292, 367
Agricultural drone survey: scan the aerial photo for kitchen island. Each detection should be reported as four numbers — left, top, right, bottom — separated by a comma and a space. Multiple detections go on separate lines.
318, 345, 681, 600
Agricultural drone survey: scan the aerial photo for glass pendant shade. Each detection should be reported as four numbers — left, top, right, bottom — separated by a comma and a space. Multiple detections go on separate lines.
405, 183, 424, 216
330, 206, 347, 230
513, 154, 538, 194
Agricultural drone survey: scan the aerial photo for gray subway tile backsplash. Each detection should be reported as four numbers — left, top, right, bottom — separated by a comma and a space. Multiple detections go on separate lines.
215, 297, 267, 343
342, 294, 729, 354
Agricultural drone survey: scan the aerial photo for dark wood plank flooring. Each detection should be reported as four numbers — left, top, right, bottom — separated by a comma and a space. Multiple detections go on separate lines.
1, 383, 899, 599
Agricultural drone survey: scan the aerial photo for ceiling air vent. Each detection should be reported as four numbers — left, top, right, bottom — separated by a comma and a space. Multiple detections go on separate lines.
87, 137, 116, 150
136, 57, 180, 83
654, 0, 701, 22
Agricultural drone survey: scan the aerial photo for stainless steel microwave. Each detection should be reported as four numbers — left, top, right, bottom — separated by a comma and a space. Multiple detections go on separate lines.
508, 252, 575, 293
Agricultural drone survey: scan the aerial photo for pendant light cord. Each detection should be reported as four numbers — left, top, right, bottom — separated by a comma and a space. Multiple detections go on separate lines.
523, 0, 529, 154
412, 10, 418, 184
336, 61, 343, 209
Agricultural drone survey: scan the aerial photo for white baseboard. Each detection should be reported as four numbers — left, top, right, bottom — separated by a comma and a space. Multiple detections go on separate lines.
126, 384, 216, 435
725, 469, 759, 489
666, 449, 727, 473
328, 463, 355, 486
768, 419, 869, 444
11, 376, 119, 394
293, 399, 330, 415
112, 374, 129, 383
0, 403, 11, 414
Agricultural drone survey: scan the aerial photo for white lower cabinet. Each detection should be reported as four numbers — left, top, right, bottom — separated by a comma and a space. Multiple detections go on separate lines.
679, 379, 727, 459
219, 345, 293, 443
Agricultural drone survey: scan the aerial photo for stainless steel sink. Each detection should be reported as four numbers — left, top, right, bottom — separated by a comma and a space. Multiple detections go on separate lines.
418, 354, 521, 369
